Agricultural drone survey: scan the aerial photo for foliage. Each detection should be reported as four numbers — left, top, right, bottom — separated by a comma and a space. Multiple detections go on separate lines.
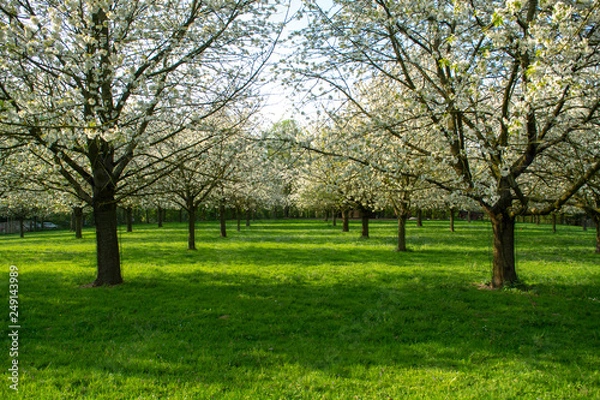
286, 0, 600, 286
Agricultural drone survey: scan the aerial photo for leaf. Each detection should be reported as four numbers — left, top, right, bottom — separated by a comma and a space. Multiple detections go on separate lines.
492, 12, 504, 27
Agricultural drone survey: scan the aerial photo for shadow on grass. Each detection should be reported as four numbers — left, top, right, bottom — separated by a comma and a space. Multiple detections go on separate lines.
2, 220, 599, 397
16, 267, 600, 397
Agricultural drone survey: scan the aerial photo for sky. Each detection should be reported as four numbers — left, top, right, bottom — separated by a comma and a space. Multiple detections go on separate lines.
258, 0, 333, 126
259, 0, 306, 125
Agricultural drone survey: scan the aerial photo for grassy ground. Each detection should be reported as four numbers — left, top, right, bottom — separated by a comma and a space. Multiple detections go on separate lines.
0, 219, 598, 399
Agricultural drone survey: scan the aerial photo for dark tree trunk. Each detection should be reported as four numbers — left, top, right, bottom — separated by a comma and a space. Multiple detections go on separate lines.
219, 202, 227, 238
394, 202, 410, 252
145, 209, 150, 224
73, 206, 84, 239
360, 208, 369, 239
396, 213, 408, 252
236, 206, 241, 232
125, 207, 133, 233
449, 207, 456, 232
246, 208, 251, 227
467, 210, 472, 223
187, 203, 197, 251
157, 206, 164, 228
92, 200, 123, 286
342, 209, 350, 232
592, 214, 600, 254
595, 219, 600, 254
552, 213, 557, 233
416, 209, 423, 227
489, 211, 518, 288
332, 210, 337, 227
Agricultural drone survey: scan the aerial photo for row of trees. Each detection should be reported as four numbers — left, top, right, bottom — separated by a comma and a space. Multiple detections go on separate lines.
0, 0, 286, 285
1, 0, 599, 289
283, 0, 600, 287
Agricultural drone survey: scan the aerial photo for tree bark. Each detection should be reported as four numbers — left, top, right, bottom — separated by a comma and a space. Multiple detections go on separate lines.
125, 207, 133, 233
595, 217, 600, 254
552, 213, 557, 233
219, 202, 227, 238
394, 202, 410, 251
157, 206, 164, 228
246, 208, 251, 227
73, 206, 84, 239
92, 200, 123, 286
396, 213, 408, 252
360, 208, 369, 238
187, 203, 197, 251
489, 211, 518, 288
342, 208, 350, 232
416, 209, 423, 227
591, 214, 600, 254
449, 207, 456, 232
236, 206, 241, 232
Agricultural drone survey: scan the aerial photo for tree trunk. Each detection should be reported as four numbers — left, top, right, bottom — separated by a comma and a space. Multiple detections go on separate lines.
342, 209, 350, 232
187, 204, 197, 251
246, 208, 251, 227
360, 208, 369, 239
125, 207, 133, 233
73, 206, 84, 239
92, 200, 123, 286
236, 206, 241, 232
158, 206, 164, 228
396, 213, 408, 252
552, 213, 557, 233
416, 209, 423, 227
593, 214, 600, 254
489, 211, 518, 288
449, 207, 456, 232
332, 210, 337, 227
219, 202, 227, 238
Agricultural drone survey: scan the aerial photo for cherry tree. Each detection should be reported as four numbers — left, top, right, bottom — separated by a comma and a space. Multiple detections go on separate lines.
288, 0, 600, 287
0, 0, 281, 285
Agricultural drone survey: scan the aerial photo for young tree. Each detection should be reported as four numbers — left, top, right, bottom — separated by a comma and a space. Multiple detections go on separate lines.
0, 0, 281, 285
289, 0, 600, 287
575, 182, 600, 253
153, 126, 237, 250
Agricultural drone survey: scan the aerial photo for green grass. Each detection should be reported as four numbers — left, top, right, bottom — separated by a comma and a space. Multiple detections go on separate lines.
0, 219, 599, 399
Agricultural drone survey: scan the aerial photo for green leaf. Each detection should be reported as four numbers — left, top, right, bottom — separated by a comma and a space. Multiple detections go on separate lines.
492, 12, 504, 27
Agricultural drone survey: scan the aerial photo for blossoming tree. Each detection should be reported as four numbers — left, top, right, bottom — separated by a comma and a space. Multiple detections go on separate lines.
289, 0, 600, 287
0, 0, 281, 285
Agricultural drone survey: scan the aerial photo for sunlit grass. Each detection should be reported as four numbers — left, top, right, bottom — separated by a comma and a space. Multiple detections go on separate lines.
0, 219, 598, 399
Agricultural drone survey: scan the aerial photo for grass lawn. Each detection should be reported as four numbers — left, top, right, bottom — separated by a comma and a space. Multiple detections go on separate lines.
0, 219, 599, 399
